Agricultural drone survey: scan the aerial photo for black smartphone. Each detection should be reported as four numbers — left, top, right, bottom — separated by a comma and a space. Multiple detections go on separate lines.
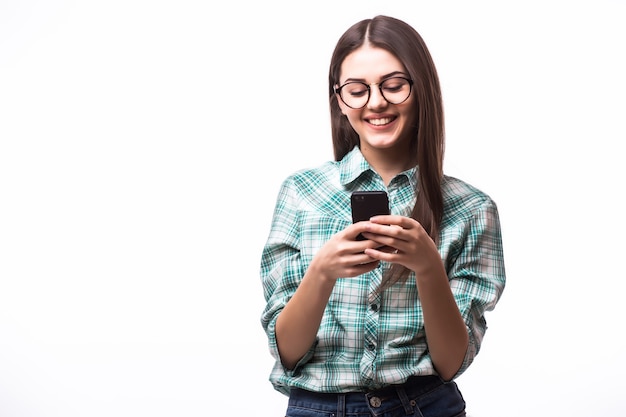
351, 191, 390, 240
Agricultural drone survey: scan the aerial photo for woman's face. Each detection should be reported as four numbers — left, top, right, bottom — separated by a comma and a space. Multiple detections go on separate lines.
336, 44, 417, 155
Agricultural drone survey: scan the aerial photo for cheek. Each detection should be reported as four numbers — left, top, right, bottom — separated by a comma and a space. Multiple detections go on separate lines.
400, 103, 418, 126
344, 112, 363, 130
403, 109, 417, 126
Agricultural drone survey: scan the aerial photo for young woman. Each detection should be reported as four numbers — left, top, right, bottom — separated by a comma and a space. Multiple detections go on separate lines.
260, 15, 506, 417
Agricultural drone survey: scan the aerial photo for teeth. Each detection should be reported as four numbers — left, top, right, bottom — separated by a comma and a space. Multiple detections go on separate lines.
369, 117, 392, 126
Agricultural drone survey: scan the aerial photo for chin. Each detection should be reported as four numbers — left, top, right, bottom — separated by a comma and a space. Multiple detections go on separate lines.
363, 136, 401, 149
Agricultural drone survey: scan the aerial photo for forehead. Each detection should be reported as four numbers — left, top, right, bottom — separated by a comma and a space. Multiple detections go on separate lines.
339, 45, 405, 82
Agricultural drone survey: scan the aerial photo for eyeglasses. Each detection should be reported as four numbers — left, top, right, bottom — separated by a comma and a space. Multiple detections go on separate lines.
334, 77, 414, 109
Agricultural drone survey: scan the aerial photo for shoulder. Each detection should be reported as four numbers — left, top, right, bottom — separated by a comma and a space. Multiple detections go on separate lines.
275, 160, 343, 209
441, 175, 499, 220
272, 160, 350, 220
281, 160, 340, 190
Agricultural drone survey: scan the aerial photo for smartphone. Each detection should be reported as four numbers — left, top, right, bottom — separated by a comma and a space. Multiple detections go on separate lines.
351, 191, 390, 240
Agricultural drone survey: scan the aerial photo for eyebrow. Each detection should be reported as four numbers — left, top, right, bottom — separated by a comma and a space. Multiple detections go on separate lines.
342, 70, 408, 84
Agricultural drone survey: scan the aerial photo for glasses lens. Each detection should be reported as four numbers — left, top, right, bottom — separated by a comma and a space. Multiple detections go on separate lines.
380, 77, 411, 104
340, 82, 369, 109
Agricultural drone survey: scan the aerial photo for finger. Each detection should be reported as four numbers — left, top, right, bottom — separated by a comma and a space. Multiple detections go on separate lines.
342, 258, 380, 277
369, 215, 407, 227
347, 221, 379, 242
370, 215, 420, 232
361, 227, 406, 244
363, 247, 400, 261
377, 245, 397, 254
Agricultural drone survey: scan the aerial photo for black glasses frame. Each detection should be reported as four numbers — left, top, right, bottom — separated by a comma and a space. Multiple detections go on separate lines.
334, 77, 414, 109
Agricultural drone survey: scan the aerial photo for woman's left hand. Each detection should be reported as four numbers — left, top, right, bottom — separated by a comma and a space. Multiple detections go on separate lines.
360, 215, 440, 276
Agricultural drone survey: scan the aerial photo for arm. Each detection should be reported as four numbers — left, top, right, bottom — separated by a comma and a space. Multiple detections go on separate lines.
261, 179, 386, 370
274, 262, 336, 369
409, 243, 469, 381
276, 226, 386, 369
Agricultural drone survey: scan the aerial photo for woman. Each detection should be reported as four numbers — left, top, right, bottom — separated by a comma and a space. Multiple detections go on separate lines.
260, 15, 505, 417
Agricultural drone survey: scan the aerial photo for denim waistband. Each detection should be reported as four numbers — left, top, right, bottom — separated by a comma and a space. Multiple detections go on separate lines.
288, 375, 453, 416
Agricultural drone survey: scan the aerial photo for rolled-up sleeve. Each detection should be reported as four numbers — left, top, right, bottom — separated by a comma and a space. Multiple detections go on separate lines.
260, 177, 315, 377
447, 197, 506, 377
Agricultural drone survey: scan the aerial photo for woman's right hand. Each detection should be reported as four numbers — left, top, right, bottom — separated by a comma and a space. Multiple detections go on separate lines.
308, 222, 383, 282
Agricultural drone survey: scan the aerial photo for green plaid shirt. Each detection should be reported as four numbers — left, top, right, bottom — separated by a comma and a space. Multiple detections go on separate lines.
260, 146, 505, 395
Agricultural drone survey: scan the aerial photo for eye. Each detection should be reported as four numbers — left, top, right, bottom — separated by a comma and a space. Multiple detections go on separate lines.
381, 78, 407, 93
343, 82, 369, 97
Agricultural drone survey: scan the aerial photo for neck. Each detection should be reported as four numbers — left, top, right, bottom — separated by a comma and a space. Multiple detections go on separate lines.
361, 144, 416, 186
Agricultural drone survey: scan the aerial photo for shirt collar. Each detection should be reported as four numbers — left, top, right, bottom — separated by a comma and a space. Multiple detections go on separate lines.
339, 146, 419, 189
339, 146, 372, 186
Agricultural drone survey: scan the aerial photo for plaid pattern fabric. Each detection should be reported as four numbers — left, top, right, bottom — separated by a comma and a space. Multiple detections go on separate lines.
260, 146, 506, 395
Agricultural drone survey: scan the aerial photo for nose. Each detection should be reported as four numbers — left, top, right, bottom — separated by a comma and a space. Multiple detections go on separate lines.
367, 83, 387, 110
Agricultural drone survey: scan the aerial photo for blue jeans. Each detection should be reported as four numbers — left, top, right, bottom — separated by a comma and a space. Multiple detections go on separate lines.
285, 376, 466, 417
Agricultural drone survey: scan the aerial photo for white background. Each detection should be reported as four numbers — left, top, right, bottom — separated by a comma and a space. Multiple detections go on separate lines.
1, 1, 625, 416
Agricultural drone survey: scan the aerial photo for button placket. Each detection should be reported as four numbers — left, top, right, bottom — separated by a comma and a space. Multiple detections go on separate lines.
360, 283, 381, 380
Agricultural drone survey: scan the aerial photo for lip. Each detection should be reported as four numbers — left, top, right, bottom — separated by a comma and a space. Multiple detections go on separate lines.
364, 114, 398, 128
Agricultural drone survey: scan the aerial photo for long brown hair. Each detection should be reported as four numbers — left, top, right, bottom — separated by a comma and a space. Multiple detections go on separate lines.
329, 16, 445, 289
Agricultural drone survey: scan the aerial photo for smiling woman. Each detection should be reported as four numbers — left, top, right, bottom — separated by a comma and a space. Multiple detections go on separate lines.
259, 15, 506, 417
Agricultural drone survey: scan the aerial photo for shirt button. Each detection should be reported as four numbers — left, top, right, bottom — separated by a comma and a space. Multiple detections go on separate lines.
367, 343, 375, 350
370, 303, 378, 311
369, 396, 382, 407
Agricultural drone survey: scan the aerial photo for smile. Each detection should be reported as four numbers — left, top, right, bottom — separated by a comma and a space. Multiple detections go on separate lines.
367, 117, 395, 126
